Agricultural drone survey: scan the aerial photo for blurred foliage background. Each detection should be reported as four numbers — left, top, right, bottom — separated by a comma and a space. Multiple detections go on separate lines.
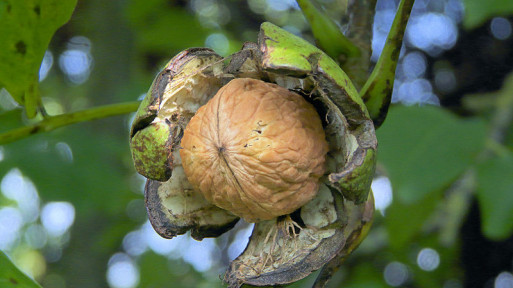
1, 0, 513, 288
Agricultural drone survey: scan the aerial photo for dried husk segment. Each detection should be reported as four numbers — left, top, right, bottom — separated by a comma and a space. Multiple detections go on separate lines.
131, 48, 239, 240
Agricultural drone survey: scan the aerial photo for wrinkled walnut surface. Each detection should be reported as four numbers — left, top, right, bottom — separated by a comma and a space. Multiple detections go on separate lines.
179, 78, 328, 222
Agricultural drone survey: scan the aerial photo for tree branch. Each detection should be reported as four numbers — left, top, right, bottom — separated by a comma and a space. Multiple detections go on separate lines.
0, 101, 140, 145
341, 0, 377, 89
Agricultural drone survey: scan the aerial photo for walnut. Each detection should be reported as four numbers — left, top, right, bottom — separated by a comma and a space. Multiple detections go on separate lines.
179, 78, 329, 222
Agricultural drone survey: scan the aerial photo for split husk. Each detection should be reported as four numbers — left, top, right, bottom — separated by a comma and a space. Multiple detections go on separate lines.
130, 22, 377, 287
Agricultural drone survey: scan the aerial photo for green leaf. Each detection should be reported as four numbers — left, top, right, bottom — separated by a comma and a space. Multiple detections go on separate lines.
386, 187, 442, 250
0, 251, 42, 288
0, 109, 24, 133
476, 152, 513, 240
462, 0, 513, 29
0, 0, 77, 118
377, 105, 487, 204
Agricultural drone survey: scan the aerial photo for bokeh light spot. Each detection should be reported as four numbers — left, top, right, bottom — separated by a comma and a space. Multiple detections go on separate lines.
372, 8, 396, 61
123, 230, 147, 257
1, 168, 40, 223
125, 199, 146, 222
142, 221, 181, 255
248, 0, 267, 14
443, 279, 463, 288
435, 68, 457, 94
402, 51, 427, 79
25, 224, 48, 249
39, 50, 54, 81
444, 0, 464, 23
393, 78, 439, 105
182, 238, 218, 272
205, 33, 230, 56
59, 49, 93, 84
417, 247, 440, 271
490, 17, 512, 40
384, 261, 409, 286
495, 271, 513, 288
59, 36, 93, 84
407, 13, 458, 55
41, 202, 75, 237
42, 97, 64, 116
107, 253, 140, 288
228, 223, 254, 260
15, 249, 47, 279
55, 142, 74, 163
0, 88, 19, 111
266, 0, 299, 11
43, 245, 63, 263
371, 176, 393, 215
0, 207, 23, 250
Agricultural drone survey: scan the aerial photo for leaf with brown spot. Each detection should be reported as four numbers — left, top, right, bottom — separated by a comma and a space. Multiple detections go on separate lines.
0, 0, 77, 118
0, 251, 42, 287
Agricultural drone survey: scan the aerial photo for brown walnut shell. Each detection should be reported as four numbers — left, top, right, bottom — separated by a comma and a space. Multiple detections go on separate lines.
179, 78, 328, 222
